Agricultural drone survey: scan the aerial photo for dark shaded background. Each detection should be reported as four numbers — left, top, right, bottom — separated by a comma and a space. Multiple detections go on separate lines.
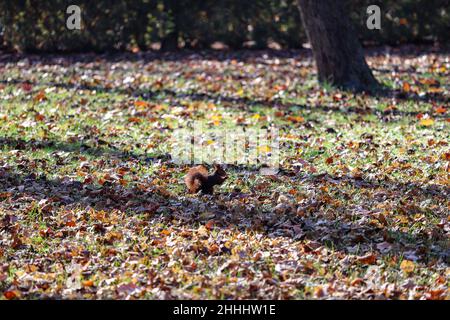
0, 0, 448, 53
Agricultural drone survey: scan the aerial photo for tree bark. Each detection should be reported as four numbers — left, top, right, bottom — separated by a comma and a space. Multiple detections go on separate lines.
161, 31, 178, 51
296, 0, 379, 91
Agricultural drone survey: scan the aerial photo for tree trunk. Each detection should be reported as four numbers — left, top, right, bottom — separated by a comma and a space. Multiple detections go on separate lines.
161, 31, 178, 51
296, 0, 379, 91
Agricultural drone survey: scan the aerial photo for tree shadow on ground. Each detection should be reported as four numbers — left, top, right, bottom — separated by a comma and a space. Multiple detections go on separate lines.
0, 136, 169, 165
1, 45, 449, 105
1, 158, 448, 266
136, 86, 449, 114
2, 45, 448, 65
1, 78, 448, 119
0, 49, 313, 65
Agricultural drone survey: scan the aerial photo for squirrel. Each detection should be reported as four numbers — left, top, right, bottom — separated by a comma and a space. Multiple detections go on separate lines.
184, 164, 228, 195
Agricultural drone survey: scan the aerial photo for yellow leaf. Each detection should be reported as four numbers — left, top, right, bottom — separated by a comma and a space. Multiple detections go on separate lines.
257, 145, 271, 153
400, 260, 415, 273
211, 114, 222, 126
428, 87, 443, 94
419, 118, 434, 126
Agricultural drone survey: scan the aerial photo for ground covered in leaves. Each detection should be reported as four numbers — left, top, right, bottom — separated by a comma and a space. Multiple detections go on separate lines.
0, 47, 449, 299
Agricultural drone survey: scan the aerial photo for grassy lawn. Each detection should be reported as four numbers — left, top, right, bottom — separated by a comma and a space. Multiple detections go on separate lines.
0, 48, 448, 299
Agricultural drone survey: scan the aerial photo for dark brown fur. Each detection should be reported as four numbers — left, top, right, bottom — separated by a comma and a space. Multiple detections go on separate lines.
184, 164, 228, 195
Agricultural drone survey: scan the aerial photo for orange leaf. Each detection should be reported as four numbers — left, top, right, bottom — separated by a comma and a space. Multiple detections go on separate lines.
351, 278, 365, 286
33, 90, 47, 102
35, 113, 45, 121
205, 220, 215, 230
82, 280, 94, 287
3, 291, 17, 300
134, 100, 149, 108
65, 220, 76, 227
0, 192, 12, 199
287, 115, 305, 123
427, 289, 446, 300
384, 105, 397, 112
357, 253, 377, 265
435, 107, 446, 114
208, 244, 220, 255
128, 117, 141, 123
117, 167, 129, 175
161, 229, 171, 236
402, 82, 411, 92
314, 286, 325, 298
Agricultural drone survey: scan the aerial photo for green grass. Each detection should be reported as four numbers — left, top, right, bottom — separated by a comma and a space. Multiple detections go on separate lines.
0, 50, 448, 300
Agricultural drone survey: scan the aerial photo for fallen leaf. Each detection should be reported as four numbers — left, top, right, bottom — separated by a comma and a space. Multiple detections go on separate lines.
356, 253, 377, 265
3, 291, 17, 300
419, 118, 434, 126
400, 260, 415, 274
402, 82, 411, 92
82, 280, 94, 287
435, 106, 446, 114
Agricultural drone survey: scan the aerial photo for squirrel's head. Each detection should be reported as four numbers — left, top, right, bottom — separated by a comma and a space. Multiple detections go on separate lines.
213, 163, 228, 182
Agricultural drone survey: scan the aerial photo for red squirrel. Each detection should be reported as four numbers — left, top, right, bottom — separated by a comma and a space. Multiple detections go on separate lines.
184, 164, 228, 195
